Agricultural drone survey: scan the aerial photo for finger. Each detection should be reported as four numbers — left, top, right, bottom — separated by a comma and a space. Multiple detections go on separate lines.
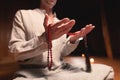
52, 20, 75, 39
69, 24, 95, 41
51, 18, 70, 29
73, 28, 87, 38
79, 28, 86, 37
86, 24, 95, 29
58, 19, 75, 34
85, 24, 95, 34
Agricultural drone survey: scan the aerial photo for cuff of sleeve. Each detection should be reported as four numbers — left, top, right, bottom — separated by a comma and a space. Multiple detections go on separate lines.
67, 37, 83, 44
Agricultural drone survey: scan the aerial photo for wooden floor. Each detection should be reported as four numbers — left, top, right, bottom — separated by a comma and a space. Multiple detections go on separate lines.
0, 56, 120, 80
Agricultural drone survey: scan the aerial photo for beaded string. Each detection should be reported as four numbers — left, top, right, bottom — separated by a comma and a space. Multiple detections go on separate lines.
84, 36, 91, 72
67, 32, 91, 72
47, 25, 53, 70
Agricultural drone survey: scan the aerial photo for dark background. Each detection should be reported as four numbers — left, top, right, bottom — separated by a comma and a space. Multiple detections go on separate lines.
0, 0, 120, 58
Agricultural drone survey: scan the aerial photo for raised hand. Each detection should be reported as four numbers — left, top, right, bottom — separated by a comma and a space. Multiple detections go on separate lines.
68, 24, 95, 43
43, 14, 75, 40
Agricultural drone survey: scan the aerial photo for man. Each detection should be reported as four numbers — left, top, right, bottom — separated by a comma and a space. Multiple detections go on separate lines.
9, 0, 114, 80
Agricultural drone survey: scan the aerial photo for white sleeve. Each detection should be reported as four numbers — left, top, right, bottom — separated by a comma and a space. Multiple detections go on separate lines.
61, 36, 83, 56
8, 10, 48, 60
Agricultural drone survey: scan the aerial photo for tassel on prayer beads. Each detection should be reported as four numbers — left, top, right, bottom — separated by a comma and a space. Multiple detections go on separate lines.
47, 26, 53, 71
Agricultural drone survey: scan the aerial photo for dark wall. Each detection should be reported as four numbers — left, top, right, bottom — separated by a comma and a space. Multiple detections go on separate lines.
104, 0, 120, 58
0, 0, 120, 58
55, 0, 107, 56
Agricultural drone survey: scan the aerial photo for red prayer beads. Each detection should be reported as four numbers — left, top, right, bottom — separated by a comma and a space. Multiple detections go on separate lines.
47, 25, 53, 70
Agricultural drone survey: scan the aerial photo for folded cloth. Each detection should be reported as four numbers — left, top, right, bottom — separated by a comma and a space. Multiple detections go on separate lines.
13, 63, 114, 80
47, 64, 114, 80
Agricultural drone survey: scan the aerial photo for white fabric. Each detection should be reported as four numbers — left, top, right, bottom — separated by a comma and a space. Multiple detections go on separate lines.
9, 8, 79, 67
9, 8, 114, 80
13, 64, 114, 80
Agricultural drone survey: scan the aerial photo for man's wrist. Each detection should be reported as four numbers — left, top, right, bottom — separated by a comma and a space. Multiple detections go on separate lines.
70, 37, 83, 44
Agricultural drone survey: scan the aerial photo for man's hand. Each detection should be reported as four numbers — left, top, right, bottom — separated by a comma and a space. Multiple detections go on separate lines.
43, 14, 75, 40
68, 24, 95, 43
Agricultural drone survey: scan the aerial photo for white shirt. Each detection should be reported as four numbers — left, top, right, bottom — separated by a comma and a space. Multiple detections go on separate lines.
8, 9, 114, 80
8, 8, 80, 67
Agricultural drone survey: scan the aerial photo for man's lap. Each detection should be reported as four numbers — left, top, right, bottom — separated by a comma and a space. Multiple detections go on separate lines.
13, 63, 114, 80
